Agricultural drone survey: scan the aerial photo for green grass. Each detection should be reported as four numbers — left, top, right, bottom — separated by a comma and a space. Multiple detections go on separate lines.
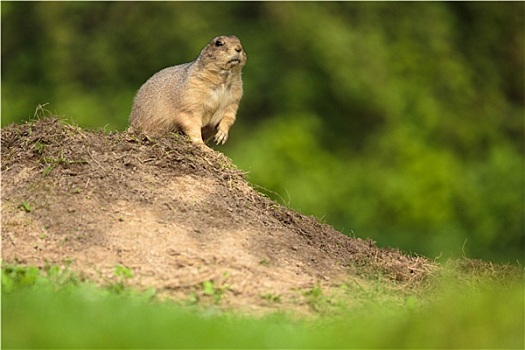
2, 264, 523, 349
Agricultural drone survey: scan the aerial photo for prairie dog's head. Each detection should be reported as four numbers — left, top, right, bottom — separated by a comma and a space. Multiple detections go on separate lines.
198, 35, 247, 72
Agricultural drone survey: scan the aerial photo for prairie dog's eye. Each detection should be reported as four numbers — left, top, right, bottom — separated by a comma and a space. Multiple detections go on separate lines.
215, 40, 224, 47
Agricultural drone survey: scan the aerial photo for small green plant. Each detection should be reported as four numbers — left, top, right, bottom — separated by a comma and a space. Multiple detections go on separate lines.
43, 264, 80, 287
305, 285, 323, 298
34, 141, 46, 154
19, 201, 33, 213
1, 264, 80, 294
202, 280, 216, 296
33, 102, 51, 119
202, 273, 232, 304
259, 258, 270, 266
42, 165, 54, 177
40, 155, 87, 177
38, 146, 88, 177
41, 156, 88, 167
1, 265, 40, 293
261, 293, 281, 303
108, 265, 134, 294
303, 284, 327, 312
114, 264, 133, 279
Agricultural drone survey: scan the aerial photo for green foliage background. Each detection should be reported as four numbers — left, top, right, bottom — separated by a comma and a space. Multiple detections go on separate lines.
2, 2, 523, 262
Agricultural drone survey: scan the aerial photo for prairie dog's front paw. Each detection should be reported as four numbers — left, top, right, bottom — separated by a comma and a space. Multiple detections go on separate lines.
215, 130, 229, 145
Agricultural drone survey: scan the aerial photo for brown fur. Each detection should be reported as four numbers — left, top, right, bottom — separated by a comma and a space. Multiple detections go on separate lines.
129, 35, 247, 145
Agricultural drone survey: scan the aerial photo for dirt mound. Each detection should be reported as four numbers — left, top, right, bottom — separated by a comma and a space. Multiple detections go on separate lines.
2, 117, 433, 313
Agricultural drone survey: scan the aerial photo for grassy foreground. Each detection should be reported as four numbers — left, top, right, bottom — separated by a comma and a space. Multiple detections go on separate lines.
2, 264, 523, 349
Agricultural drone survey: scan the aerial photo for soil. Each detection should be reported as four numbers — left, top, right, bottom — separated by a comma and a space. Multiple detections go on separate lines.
1, 117, 434, 314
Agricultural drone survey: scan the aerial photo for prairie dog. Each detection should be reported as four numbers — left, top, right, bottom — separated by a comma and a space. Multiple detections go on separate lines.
129, 35, 247, 145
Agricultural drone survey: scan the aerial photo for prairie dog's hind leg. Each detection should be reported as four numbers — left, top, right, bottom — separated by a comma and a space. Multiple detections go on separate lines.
178, 116, 204, 144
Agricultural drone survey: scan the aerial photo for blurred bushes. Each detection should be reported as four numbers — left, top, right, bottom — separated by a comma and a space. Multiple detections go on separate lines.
2, 2, 523, 262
